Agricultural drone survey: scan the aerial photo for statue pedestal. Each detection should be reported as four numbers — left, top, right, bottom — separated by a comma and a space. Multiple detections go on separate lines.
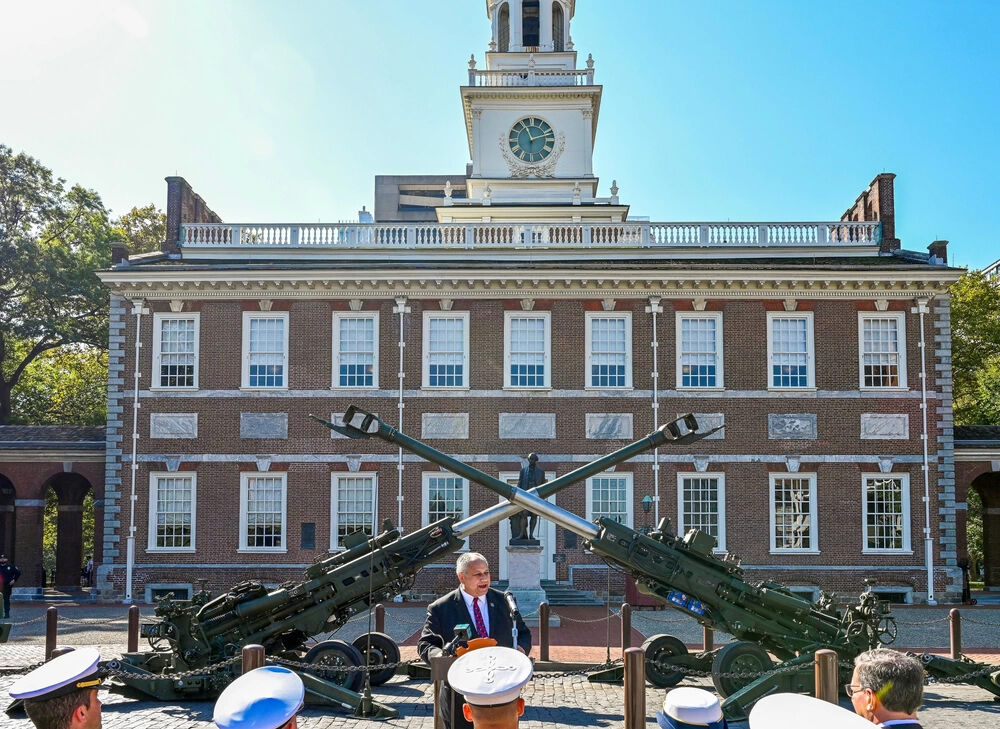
505, 544, 559, 627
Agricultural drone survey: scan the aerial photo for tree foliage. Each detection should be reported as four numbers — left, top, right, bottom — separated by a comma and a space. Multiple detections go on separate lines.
0, 144, 115, 424
114, 203, 165, 255
951, 270, 1000, 425
9, 342, 108, 425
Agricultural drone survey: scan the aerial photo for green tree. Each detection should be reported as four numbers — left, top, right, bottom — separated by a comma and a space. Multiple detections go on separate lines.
0, 144, 116, 424
967, 488, 983, 581
951, 271, 1000, 425
9, 342, 108, 425
114, 203, 165, 255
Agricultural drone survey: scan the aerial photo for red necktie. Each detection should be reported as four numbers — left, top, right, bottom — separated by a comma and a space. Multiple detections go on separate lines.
472, 597, 488, 638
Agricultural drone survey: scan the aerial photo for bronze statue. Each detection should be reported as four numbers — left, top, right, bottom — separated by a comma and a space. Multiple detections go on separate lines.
509, 453, 545, 544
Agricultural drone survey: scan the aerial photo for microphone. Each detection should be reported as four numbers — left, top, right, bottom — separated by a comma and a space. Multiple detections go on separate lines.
504, 591, 520, 617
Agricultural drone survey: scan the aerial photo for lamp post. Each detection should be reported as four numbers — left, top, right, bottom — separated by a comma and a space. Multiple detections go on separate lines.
641, 495, 653, 534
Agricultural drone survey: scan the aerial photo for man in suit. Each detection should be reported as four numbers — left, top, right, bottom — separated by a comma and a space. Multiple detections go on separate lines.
419, 552, 531, 729
848, 648, 924, 729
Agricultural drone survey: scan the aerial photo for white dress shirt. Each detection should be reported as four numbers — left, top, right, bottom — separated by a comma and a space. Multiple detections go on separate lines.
459, 587, 491, 637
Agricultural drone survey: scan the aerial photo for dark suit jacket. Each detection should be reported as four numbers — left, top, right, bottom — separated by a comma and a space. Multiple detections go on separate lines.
418, 587, 531, 729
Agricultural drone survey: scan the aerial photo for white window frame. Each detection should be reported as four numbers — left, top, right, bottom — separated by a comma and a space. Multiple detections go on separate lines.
675, 312, 724, 390
766, 312, 815, 390
857, 312, 907, 390
769, 472, 819, 554
585, 312, 633, 390
147, 472, 197, 552
503, 311, 551, 390
330, 472, 378, 551
152, 313, 200, 390
676, 472, 727, 552
422, 472, 470, 549
332, 311, 379, 389
585, 472, 634, 528
861, 473, 912, 554
239, 472, 288, 553
241, 311, 289, 390
422, 311, 470, 390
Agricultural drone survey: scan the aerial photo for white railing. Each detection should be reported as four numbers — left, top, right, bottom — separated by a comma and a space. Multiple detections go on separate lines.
180, 221, 881, 250
469, 68, 594, 86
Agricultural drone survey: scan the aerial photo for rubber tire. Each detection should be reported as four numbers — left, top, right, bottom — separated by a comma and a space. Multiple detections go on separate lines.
711, 641, 774, 697
641, 634, 688, 687
304, 639, 365, 693
352, 632, 401, 686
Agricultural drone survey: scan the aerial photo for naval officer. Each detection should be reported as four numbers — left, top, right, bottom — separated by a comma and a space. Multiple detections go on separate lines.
214, 665, 305, 729
447, 645, 533, 729
8, 647, 104, 729
656, 687, 728, 729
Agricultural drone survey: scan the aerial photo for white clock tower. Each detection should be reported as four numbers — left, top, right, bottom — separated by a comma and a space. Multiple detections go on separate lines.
440, 0, 627, 223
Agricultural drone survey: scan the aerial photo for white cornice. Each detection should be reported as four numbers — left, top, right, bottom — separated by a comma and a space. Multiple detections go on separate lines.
0, 450, 105, 462
98, 267, 960, 300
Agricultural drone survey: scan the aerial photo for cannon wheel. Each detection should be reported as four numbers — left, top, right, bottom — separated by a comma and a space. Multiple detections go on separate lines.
641, 634, 688, 687
711, 641, 774, 698
304, 639, 365, 693
352, 632, 401, 686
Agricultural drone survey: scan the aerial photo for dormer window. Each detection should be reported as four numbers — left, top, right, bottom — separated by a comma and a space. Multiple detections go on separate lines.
498, 2, 509, 52
553, 2, 565, 52
522, 0, 540, 47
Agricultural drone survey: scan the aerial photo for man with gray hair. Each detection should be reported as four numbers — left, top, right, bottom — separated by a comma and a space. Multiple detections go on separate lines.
419, 552, 531, 729
847, 648, 925, 728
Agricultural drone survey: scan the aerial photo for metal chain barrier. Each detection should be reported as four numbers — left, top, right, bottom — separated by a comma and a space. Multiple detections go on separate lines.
554, 609, 621, 624
1, 615, 46, 627
927, 664, 1000, 683
957, 614, 1000, 627
630, 612, 691, 624
101, 656, 243, 682
892, 615, 951, 626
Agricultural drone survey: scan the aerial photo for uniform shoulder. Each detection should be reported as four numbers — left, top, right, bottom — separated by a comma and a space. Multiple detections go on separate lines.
428, 588, 460, 610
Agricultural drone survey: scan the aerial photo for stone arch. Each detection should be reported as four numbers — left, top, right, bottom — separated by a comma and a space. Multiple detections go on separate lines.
0, 474, 14, 557
552, 1, 565, 52
970, 471, 1000, 588
43, 472, 95, 590
497, 2, 509, 52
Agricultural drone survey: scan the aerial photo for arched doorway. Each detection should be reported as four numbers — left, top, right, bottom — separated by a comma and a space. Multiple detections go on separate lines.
970, 472, 1000, 588
0, 475, 14, 557
41, 473, 95, 591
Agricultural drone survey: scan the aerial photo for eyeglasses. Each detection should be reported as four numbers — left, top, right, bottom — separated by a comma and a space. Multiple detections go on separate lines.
844, 684, 868, 698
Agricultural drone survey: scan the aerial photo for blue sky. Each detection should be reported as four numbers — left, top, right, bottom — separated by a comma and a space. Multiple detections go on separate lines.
2, 0, 997, 269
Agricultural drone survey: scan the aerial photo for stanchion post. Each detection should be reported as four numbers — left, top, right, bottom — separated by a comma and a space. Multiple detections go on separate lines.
431, 654, 455, 729
814, 649, 838, 704
539, 602, 550, 662
127, 605, 140, 653
242, 644, 265, 673
623, 647, 646, 729
375, 603, 385, 634
703, 626, 714, 651
949, 608, 962, 659
621, 602, 632, 651
45, 607, 58, 660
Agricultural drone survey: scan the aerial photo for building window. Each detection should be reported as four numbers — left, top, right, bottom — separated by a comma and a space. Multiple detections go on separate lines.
677, 473, 726, 551
242, 312, 288, 389
240, 473, 287, 551
153, 314, 199, 389
331, 473, 376, 550
586, 313, 632, 389
148, 473, 195, 551
423, 312, 469, 389
522, 0, 540, 47
770, 474, 818, 552
333, 312, 378, 388
859, 313, 906, 389
862, 474, 911, 553
586, 474, 633, 527
552, 2, 565, 51
497, 2, 510, 52
504, 312, 550, 389
423, 473, 469, 547
676, 313, 723, 389
767, 312, 814, 389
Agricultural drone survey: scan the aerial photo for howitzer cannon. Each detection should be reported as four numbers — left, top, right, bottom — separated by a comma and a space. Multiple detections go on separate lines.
94, 406, 708, 718
338, 406, 1000, 721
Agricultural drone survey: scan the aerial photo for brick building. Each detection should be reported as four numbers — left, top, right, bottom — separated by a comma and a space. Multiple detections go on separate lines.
93, 1, 973, 604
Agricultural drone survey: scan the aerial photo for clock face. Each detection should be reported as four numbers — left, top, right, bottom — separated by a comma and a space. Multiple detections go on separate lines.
508, 117, 555, 163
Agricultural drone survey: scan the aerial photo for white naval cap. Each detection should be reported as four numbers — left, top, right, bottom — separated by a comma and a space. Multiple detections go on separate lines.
749, 693, 874, 729
656, 687, 727, 729
214, 666, 305, 729
447, 646, 533, 707
9, 648, 104, 701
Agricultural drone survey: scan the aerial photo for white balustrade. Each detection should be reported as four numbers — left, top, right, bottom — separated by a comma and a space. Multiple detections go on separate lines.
180, 221, 880, 251
471, 69, 591, 86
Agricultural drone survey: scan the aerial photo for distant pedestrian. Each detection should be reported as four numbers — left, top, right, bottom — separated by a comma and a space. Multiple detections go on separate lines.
82, 556, 94, 588
1, 553, 21, 618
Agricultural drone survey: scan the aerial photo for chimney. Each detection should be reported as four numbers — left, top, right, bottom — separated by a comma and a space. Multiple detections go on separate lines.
110, 243, 129, 264
164, 176, 223, 256
927, 240, 948, 266
842, 173, 899, 253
